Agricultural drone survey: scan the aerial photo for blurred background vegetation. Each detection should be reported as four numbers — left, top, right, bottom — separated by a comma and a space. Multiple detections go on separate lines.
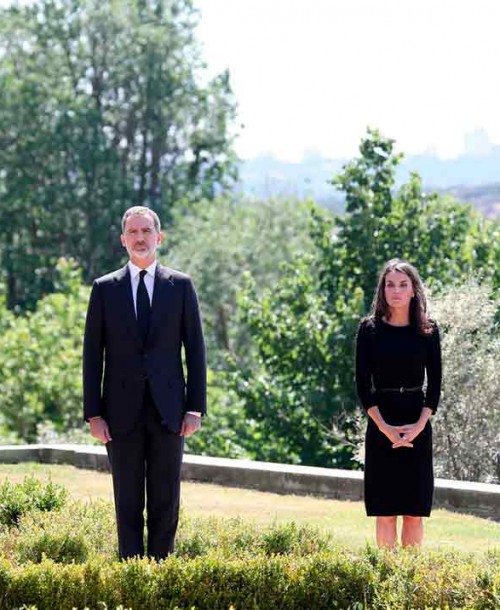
0, 0, 499, 483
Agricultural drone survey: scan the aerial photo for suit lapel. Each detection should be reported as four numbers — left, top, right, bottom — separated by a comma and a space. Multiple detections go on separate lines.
113, 265, 142, 347
147, 264, 175, 345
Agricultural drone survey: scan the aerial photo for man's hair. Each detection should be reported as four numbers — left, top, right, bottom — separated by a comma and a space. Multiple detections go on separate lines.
121, 206, 161, 233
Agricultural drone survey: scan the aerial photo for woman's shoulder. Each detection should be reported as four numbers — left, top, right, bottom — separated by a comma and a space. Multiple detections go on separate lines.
358, 316, 377, 334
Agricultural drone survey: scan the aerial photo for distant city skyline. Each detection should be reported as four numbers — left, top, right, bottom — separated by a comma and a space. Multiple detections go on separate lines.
197, 0, 500, 162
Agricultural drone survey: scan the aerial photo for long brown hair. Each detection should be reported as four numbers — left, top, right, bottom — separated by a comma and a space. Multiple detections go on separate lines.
369, 259, 433, 335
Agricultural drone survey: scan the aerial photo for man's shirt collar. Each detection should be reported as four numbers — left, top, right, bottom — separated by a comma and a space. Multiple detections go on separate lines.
128, 260, 157, 280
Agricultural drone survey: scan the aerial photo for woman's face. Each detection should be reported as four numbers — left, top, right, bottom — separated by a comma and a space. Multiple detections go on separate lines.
384, 270, 415, 311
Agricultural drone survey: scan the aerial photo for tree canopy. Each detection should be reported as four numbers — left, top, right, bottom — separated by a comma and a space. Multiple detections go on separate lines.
230, 129, 500, 468
0, 0, 237, 309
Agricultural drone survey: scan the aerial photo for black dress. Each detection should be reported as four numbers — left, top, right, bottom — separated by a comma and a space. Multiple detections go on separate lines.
355, 318, 442, 516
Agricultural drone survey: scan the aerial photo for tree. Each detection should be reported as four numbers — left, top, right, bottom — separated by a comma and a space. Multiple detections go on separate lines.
0, 259, 89, 441
0, 0, 237, 310
320, 129, 500, 310
165, 196, 315, 367
432, 283, 500, 483
232, 259, 364, 466
230, 130, 500, 468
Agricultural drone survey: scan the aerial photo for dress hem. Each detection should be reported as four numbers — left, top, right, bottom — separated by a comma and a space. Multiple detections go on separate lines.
366, 511, 431, 517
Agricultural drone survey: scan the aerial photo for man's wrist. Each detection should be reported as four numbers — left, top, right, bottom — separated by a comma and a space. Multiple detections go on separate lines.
186, 411, 201, 417
88, 416, 103, 421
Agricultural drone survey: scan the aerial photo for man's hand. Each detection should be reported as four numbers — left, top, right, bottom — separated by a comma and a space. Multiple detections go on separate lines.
180, 413, 201, 437
89, 417, 112, 444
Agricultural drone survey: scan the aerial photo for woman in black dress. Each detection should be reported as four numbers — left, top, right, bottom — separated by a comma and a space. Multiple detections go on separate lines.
356, 259, 441, 548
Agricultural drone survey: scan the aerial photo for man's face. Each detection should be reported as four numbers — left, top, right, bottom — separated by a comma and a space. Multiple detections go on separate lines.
121, 213, 163, 268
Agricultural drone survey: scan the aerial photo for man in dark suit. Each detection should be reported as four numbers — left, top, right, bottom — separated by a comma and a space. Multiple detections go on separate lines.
83, 206, 206, 560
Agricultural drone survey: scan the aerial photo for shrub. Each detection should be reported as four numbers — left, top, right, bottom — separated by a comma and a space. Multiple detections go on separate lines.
17, 530, 88, 565
0, 477, 67, 527
0, 479, 499, 608
0, 550, 498, 610
432, 283, 500, 483
8, 499, 117, 564
259, 522, 331, 556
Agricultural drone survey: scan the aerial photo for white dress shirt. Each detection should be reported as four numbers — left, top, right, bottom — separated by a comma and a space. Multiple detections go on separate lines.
128, 260, 156, 315
127, 259, 200, 418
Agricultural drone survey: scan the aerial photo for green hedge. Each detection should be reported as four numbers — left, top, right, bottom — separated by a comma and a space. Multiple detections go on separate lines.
0, 549, 499, 610
0, 479, 499, 609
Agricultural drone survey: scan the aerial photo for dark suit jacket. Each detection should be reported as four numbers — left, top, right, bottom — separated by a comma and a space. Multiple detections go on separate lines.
83, 263, 206, 435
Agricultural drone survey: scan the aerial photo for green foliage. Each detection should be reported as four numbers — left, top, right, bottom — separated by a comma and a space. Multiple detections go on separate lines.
259, 522, 331, 556
167, 196, 318, 460
0, 549, 498, 609
166, 196, 315, 366
184, 370, 254, 459
232, 260, 364, 466
432, 283, 500, 482
0, 476, 67, 527
13, 499, 116, 564
0, 259, 89, 441
0, 0, 237, 310
322, 129, 499, 309
17, 530, 88, 565
231, 129, 500, 468
0, 480, 498, 608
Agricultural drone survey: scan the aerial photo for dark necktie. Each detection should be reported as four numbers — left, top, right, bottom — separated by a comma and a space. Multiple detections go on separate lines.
136, 269, 150, 343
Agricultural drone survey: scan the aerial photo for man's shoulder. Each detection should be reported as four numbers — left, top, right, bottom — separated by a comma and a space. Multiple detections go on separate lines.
93, 266, 128, 286
93, 263, 194, 286
157, 264, 192, 283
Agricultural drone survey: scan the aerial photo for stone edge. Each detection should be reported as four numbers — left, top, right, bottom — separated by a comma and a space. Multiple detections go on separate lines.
0, 445, 498, 521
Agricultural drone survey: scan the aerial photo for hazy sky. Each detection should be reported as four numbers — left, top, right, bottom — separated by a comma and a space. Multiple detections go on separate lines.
196, 0, 500, 161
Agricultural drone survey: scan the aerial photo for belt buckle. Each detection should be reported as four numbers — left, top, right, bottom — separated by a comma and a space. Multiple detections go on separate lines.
399, 386, 404, 393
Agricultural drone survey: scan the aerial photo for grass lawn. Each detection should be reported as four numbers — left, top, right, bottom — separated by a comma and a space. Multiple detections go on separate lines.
0, 462, 498, 554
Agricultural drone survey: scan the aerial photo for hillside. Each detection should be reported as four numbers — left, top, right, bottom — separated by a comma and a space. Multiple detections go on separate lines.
239, 149, 500, 218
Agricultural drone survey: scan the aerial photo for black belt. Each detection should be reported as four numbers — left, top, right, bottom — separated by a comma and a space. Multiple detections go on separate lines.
378, 386, 423, 394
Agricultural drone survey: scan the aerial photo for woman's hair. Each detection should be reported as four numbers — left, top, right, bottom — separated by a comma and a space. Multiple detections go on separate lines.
369, 258, 433, 335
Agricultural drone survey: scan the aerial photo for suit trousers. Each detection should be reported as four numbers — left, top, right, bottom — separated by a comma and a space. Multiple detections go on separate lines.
106, 383, 184, 560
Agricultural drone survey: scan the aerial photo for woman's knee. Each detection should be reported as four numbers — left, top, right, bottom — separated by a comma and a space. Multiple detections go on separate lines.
377, 516, 397, 525
402, 515, 422, 525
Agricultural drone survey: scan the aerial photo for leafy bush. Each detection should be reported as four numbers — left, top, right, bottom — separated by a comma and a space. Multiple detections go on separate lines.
0, 477, 67, 527
0, 260, 88, 442
0, 550, 498, 610
2, 499, 117, 564
432, 283, 500, 482
17, 530, 88, 565
0, 479, 498, 609
259, 522, 331, 556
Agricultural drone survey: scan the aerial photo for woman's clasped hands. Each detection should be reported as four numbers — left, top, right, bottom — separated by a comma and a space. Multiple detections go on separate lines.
379, 421, 425, 449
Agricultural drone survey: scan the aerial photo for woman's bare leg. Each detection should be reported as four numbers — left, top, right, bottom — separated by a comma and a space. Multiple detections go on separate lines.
401, 516, 423, 547
376, 516, 398, 548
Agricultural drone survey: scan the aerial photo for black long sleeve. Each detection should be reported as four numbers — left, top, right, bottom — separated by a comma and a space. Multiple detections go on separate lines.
424, 324, 442, 413
356, 320, 376, 411
82, 281, 105, 421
